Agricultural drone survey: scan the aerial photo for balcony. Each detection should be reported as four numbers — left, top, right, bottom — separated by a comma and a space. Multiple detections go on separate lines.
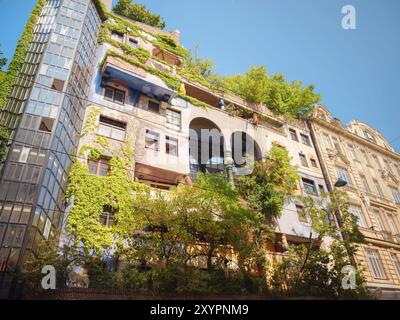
381, 231, 400, 244
101, 55, 177, 103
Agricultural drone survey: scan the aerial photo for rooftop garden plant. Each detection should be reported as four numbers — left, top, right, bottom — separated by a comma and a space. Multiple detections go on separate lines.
114, 0, 166, 29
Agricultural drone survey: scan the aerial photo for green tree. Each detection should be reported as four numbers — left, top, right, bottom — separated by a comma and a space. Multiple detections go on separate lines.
0, 45, 7, 71
236, 145, 299, 276
237, 144, 299, 221
270, 190, 369, 299
113, 0, 166, 29
224, 66, 321, 118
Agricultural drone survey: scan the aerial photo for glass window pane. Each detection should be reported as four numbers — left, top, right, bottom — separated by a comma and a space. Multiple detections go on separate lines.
88, 161, 98, 175
97, 124, 111, 137
5, 225, 26, 247
166, 136, 178, 156
111, 128, 126, 141
104, 87, 114, 100
114, 89, 125, 104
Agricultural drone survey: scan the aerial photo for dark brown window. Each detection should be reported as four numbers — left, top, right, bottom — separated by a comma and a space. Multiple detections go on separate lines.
104, 86, 125, 104
289, 129, 298, 141
145, 130, 160, 151
310, 158, 318, 168
300, 134, 311, 146
166, 136, 178, 156
129, 38, 138, 48
51, 78, 65, 92
299, 153, 308, 167
38, 117, 54, 132
148, 101, 160, 113
302, 178, 317, 195
100, 206, 114, 227
88, 158, 110, 176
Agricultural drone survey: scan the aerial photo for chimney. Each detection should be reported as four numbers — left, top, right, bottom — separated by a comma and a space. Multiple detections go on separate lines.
101, 0, 112, 11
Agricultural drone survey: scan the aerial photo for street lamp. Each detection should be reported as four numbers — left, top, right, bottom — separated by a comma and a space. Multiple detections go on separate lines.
334, 178, 348, 188
332, 177, 357, 266
224, 152, 235, 188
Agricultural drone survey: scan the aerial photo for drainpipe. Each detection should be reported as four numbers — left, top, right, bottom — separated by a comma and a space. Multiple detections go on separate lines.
307, 119, 357, 267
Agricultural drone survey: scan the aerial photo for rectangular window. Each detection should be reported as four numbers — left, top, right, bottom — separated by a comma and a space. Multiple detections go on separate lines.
332, 137, 342, 153
360, 175, 370, 192
97, 116, 126, 141
372, 155, 382, 169
300, 133, 311, 146
302, 178, 317, 195
166, 108, 181, 131
387, 214, 398, 235
129, 38, 138, 48
373, 179, 383, 196
390, 187, 400, 204
4, 224, 26, 247
374, 211, 385, 231
384, 160, 392, 174
361, 150, 371, 166
111, 32, 123, 42
289, 129, 298, 142
296, 205, 308, 223
299, 153, 308, 167
100, 206, 114, 227
19, 147, 31, 163
348, 145, 358, 160
166, 136, 178, 156
391, 253, 400, 278
366, 249, 386, 279
349, 205, 367, 228
103, 86, 125, 104
323, 134, 333, 149
145, 130, 160, 151
51, 78, 65, 92
88, 158, 110, 177
336, 167, 352, 186
148, 101, 160, 113
310, 158, 318, 168
38, 117, 54, 132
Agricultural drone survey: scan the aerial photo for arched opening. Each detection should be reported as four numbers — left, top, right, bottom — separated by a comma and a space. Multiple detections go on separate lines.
230, 131, 262, 176
189, 118, 225, 180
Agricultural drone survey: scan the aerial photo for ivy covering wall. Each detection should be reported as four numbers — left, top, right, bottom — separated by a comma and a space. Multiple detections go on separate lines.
0, 0, 45, 110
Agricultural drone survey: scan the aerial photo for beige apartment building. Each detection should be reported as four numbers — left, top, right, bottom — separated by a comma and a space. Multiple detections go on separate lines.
309, 106, 400, 299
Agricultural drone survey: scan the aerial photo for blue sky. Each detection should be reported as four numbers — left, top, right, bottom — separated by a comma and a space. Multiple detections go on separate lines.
1, 0, 399, 151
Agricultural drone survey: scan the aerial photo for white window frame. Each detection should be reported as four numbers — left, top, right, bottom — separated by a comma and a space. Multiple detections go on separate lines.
390, 187, 400, 205
387, 214, 398, 235
336, 167, 352, 186
391, 253, 400, 279
145, 129, 160, 151
365, 249, 386, 279
349, 205, 367, 228
166, 108, 181, 131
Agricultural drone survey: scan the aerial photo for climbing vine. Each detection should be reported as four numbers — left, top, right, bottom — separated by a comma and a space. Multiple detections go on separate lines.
0, 0, 45, 110
66, 108, 146, 254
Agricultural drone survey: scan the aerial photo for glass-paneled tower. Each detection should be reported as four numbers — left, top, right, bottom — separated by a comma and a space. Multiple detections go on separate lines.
0, 0, 107, 294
